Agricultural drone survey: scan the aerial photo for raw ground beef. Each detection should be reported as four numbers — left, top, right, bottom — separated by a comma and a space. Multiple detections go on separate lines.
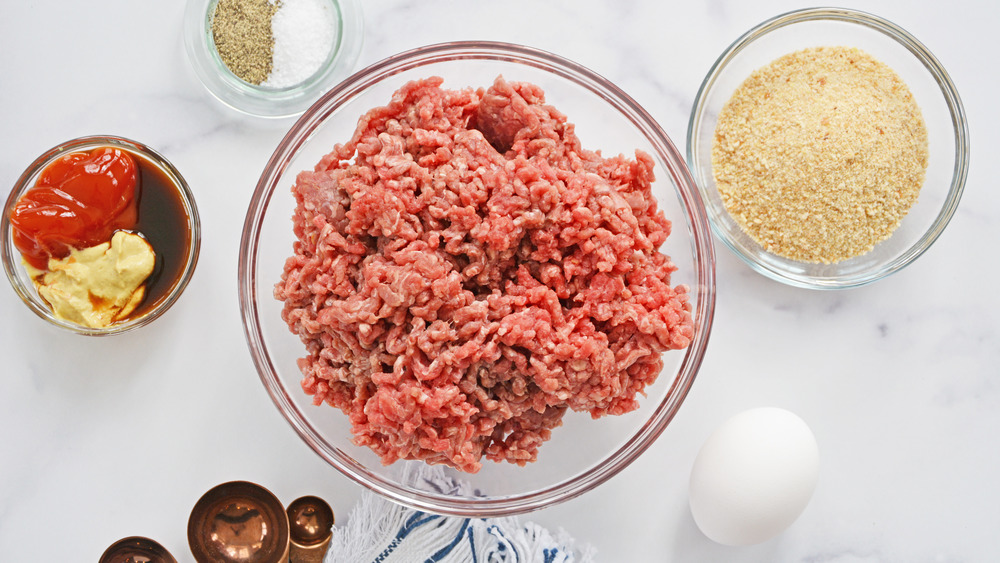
275, 76, 694, 473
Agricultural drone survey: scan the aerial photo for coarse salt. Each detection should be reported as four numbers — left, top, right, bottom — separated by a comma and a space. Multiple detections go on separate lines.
262, 0, 337, 88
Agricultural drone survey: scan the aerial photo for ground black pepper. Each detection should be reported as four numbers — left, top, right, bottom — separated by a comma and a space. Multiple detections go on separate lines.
211, 0, 280, 85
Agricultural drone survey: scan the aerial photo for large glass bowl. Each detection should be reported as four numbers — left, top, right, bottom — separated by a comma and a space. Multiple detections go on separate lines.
239, 41, 716, 516
687, 7, 969, 289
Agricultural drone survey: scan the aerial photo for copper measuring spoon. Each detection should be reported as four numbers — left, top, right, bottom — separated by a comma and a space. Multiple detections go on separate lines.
188, 481, 290, 563
99, 536, 177, 563
287, 496, 335, 562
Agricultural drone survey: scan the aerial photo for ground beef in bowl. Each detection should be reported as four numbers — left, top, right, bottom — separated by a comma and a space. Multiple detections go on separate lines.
275, 76, 694, 473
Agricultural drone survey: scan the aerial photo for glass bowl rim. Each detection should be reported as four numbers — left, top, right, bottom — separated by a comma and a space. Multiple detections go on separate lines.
686, 6, 970, 290
1, 134, 202, 336
239, 40, 717, 516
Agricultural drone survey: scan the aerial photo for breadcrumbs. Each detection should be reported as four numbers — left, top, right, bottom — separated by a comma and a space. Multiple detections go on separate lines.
712, 46, 928, 263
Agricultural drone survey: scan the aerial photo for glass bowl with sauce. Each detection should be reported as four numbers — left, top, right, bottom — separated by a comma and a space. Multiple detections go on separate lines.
1, 135, 201, 336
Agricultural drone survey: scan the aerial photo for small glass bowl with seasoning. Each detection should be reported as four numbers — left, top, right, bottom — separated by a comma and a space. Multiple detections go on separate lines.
687, 7, 969, 289
1, 135, 201, 336
182, 0, 364, 118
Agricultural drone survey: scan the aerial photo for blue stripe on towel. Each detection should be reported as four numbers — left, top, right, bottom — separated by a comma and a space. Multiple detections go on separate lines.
426, 518, 471, 562
486, 524, 517, 562
467, 522, 478, 563
404, 511, 441, 534
372, 510, 442, 563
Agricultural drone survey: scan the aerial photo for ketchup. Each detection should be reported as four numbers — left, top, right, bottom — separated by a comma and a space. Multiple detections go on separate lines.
10, 147, 139, 270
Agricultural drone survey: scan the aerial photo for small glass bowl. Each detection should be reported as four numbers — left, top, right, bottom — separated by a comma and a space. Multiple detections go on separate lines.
1, 135, 201, 336
183, 0, 364, 118
239, 41, 716, 516
687, 7, 969, 289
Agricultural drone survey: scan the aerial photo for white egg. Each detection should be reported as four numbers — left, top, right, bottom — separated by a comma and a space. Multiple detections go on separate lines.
688, 407, 819, 546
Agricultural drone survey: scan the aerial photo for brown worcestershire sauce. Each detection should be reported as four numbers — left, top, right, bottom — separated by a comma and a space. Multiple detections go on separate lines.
127, 150, 192, 319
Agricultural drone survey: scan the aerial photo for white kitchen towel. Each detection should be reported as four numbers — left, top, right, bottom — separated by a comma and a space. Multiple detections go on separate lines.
324, 463, 596, 563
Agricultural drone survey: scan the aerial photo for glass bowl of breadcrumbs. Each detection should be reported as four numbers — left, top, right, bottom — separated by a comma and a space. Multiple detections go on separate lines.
687, 7, 968, 289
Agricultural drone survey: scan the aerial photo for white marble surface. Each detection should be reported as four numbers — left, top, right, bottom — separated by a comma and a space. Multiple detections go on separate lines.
1, 1, 997, 561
